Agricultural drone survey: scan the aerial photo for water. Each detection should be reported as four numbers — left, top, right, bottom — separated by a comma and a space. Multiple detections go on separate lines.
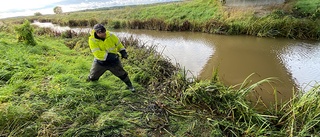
114, 30, 214, 78
32, 21, 91, 33
278, 43, 320, 89
32, 22, 320, 104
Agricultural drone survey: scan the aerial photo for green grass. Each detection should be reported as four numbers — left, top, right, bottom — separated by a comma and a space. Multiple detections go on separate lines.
0, 23, 189, 136
124, 0, 220, 23
14, 0, 220, 26
277, 85, 320, 136
1, 13, 320, 136
0, 28, 146, 136
294, 0, 320, 18
2, 0, 319, 40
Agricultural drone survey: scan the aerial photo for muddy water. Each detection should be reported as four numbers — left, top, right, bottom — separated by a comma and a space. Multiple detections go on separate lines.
32, 22, 320, 105
114, 29, 320, 104
114, 30, 214, 78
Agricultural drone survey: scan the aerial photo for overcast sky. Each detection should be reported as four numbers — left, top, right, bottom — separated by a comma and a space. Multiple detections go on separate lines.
0, 0, 178, 19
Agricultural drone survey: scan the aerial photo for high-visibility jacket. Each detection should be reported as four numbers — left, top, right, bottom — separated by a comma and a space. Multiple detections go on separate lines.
88, 30, 125, 61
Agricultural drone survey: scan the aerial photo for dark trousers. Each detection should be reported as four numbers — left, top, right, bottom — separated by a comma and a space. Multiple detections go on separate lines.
88, 60, 133, 88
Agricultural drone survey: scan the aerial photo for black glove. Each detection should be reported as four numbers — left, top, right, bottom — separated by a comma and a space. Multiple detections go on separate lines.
120, 50, 128, 59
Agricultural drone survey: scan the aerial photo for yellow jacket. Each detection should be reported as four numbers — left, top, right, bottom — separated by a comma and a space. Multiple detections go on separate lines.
88, 30, 125, 61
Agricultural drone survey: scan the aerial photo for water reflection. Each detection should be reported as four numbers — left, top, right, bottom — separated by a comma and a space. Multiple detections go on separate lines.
32, 21, 91, 33
33, 21, 214, 78
114, 30, 214, 77
278, 42, 320, 91
32, 22, 320, 101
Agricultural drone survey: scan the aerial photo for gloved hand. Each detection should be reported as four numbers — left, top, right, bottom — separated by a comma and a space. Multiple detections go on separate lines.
120, 50, 128, 59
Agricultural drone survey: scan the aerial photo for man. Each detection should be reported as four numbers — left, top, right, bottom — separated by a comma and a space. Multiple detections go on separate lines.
87, 24, 135, 92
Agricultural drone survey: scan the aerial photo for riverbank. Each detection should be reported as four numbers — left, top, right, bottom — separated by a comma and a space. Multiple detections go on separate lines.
1, 0, 319, 40
1, 0, 320, 136
1, 20, 320, 136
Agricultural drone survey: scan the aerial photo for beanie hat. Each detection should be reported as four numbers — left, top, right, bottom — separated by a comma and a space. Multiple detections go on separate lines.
93, 24, 106, 33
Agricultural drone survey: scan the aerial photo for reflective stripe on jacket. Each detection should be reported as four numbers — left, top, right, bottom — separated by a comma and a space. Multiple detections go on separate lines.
88, 30, 125, 61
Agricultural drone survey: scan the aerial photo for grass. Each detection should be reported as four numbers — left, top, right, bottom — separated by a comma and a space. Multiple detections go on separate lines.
124, 0, 220, 23
279, 85, 320, 136
0, 25, 144, 136
1, 7, 320, 136
0, 23, 185, 136
2, 0, 319, 40
294, 0, 320, 18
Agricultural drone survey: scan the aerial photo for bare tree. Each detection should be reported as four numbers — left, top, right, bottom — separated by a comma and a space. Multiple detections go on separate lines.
53, 6, 63, 14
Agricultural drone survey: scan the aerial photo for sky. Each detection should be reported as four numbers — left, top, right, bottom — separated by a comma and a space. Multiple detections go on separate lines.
0, 0, 178, 19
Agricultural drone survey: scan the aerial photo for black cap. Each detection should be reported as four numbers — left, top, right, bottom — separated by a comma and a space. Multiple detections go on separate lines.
93, 24, 106, 33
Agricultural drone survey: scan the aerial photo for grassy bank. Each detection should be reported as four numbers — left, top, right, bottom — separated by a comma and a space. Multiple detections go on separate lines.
293, 0, 320, 18
1, 20, 320, 136
2, 0, 319, 40
0, 22, 176, 136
